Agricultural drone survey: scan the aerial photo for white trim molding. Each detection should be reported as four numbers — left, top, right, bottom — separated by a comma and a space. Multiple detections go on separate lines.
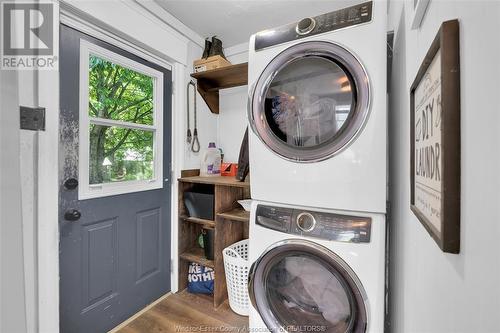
135, 0, 205, 47
60, 0, 188, 66
170, 61, 187, 294
37, 29, 60, 333
410, 0, 431, 29
225, 42, 250, 58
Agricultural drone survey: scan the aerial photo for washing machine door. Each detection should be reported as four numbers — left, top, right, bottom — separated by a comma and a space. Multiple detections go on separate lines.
249, 239, 368, 333
249, 41, 370, 162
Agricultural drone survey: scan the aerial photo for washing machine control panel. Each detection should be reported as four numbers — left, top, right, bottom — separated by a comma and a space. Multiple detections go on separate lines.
255, 1, 373, 51
255, 204, 372, 243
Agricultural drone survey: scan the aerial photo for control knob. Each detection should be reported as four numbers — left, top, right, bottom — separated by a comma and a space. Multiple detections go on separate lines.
296, 212, 316, 232
296, 17, 316, 35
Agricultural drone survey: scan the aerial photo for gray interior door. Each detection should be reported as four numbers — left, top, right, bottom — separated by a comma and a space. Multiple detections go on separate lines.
59, 24, 172, 333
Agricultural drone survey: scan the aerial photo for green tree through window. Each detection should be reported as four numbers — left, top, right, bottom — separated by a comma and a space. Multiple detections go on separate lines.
88, 55, 155, 184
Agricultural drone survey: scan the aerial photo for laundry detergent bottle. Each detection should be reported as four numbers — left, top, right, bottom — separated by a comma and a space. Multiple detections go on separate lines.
200, 142, 221, 177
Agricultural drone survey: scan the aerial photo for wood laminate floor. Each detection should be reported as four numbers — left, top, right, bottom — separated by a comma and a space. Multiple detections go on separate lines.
115, 290, 249, 333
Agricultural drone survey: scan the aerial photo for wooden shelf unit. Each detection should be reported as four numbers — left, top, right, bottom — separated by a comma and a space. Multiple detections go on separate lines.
190, 63, 248, 114
177, 169, 250, 307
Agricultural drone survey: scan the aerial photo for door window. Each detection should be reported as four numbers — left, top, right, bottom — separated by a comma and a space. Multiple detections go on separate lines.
79, 40, 164, 199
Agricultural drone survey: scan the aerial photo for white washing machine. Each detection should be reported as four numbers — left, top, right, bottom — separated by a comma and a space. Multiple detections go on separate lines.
248, 200, 385, 333
247, 1, 387, 213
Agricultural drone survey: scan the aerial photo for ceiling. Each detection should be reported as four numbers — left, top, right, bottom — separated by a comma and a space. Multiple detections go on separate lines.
155, 0, 368, 48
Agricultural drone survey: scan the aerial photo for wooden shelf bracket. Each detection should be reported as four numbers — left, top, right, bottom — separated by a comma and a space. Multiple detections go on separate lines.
190, 63, 248, 114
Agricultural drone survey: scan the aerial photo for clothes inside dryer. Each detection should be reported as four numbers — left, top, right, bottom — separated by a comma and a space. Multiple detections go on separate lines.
266, 254, 355, 332
249, 238, 368, 333
264, 56, 355, 148
250, 41, 372, 163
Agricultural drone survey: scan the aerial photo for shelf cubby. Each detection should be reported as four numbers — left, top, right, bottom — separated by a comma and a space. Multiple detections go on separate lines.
177, 169, 250, 307
179, 247, 215, 269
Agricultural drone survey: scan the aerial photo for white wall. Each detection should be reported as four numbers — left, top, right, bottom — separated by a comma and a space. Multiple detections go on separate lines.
1, 6, 40, 332
183, 42, 218, 169
0, 60, 28, 333
217, 43, 249, 163
388, 1, 500, 332
184, 41, 249, 167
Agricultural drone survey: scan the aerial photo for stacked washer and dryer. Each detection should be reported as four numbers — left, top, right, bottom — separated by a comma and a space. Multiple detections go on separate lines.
246, 1, 387, 333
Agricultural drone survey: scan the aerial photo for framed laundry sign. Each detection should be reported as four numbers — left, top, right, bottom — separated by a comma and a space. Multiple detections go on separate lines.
410, 20, 460, 253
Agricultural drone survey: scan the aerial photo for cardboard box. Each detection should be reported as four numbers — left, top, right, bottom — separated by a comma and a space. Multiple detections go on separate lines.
193, 55, 231, 73
221, 163, 238, 177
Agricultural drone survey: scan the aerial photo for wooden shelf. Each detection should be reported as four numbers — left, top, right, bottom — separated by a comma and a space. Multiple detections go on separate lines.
190, 63, 248, 114
178, 169, 250, 308
191, 63, 248, 90
179, 247, 215, 269
178, 175, 250, 189
217, 207, 250, 223
179, 215, 215, 228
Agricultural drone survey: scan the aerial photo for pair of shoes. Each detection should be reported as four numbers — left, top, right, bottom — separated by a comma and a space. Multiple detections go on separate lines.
202, 36, 226, 59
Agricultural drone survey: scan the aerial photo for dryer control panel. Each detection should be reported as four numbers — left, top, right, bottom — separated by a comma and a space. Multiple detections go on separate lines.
254, 1, 373, 51
255, 204, 372, 243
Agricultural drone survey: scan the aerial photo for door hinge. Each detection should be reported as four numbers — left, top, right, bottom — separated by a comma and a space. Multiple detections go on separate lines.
165, 169, 174, 184
20, 106, 45, 131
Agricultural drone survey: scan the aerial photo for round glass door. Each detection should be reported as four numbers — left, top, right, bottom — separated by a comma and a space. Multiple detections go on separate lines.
249, 41, 370, 162
249, 240, 367, 333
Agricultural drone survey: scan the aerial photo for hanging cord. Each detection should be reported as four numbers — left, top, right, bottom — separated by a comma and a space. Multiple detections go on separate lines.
186, 81, 194, 144
190, 81, 200, 153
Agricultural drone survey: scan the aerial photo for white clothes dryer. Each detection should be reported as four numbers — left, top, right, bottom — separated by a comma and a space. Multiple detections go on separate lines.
247, 1, 387, 213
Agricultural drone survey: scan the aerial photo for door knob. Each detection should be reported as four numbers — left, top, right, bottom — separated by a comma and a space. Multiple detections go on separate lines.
64, 209, 81, 221
63, 178, 78, 190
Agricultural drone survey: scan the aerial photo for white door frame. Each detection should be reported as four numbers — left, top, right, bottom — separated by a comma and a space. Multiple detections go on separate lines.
37, 5, 186, 332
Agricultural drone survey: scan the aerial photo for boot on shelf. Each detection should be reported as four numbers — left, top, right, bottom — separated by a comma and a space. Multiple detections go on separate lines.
202, 37, 212, 59
208, 36, 226, 59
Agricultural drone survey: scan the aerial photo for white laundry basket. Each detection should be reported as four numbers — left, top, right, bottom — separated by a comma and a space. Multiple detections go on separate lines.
223, 239, 249, 316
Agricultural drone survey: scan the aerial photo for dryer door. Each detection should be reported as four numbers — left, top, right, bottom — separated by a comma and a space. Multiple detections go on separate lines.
248, 239, 367, 333
249, 41, 370, 162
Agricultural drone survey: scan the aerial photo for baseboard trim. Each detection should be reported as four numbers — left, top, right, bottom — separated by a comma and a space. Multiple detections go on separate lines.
108, 292, 172, 332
